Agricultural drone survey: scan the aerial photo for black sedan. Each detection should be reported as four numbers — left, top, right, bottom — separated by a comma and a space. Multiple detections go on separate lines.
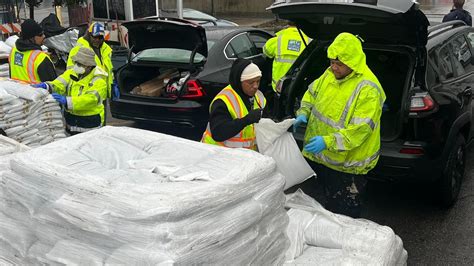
110, 18, 273, 140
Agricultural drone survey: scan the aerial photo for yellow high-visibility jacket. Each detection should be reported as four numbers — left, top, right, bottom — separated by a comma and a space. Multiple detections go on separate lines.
297, 33, 386, 174
263, 27, 309, 92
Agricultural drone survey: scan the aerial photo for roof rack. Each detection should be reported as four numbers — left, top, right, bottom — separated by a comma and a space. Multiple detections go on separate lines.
428, 20, 466, 35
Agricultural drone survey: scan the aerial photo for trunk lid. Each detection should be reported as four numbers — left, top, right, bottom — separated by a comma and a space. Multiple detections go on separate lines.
267, 0, 429, 46
121, 18, 208, 66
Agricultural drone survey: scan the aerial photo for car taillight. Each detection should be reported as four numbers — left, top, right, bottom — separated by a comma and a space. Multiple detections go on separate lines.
182, 79, 205, 99
399, 147, 424, 155
410, 92, 435, 112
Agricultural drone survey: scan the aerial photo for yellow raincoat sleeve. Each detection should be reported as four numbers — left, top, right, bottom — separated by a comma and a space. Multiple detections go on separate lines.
48, 73, 69, 95
323, 85, 384, 152
70, 78, 107, 112
263, 36, 277, 58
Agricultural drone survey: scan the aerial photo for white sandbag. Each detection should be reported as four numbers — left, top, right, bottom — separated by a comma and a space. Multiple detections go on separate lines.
0, 212, 37, 256
284, 208, 312, 262
46, 240, 109, 266
5, 35, 18, 48
0, 135, 29, 156
285, 189, 407, 265
0, 80, 48, 101
255, 118, 314, 189
0, 41, 12, 54
0, 63, 9, 71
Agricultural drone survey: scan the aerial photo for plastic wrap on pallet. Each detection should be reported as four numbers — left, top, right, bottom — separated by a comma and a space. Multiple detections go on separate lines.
0, 126, 290, 264
284, 189, 407, 265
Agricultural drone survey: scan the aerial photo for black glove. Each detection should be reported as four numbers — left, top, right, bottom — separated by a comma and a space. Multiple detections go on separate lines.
244, 109, 262, 124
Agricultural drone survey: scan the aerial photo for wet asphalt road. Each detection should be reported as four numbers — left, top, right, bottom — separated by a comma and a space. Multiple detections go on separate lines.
85, 0, 474, 264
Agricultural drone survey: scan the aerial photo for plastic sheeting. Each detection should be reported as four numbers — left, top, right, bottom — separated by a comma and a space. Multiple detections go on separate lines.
284, 189, 408, 265
0, 80, 66, 147
44, 29, 79, 53
255, 118, 315, 189
0, 126, 290, 264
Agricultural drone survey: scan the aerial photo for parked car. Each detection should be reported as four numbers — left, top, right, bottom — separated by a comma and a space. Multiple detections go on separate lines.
158, 8, 239, 26
268, 0, 474, 206
110, 18, 273, 139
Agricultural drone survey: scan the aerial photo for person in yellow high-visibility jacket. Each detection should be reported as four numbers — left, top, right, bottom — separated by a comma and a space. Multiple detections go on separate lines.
263, 21, 309, 93
33, 47, 108, 135
201, 59, 266, 150
293, 32, 386, 218
67, 22, 117, 99
9, 19, 57, 83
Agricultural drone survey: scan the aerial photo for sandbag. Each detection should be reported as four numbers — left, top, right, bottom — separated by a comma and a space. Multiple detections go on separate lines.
255, 118, 315, 189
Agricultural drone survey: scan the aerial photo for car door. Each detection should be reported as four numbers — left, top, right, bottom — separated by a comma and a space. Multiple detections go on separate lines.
430, 33, 474, 137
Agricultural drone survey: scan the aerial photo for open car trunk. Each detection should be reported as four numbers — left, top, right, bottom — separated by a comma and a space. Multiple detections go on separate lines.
117, 64, 193, 100
292, 45, 413, 141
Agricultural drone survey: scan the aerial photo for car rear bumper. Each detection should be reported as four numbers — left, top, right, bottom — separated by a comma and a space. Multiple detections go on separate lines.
367, 141, 444, 183
110, 98, 209, 129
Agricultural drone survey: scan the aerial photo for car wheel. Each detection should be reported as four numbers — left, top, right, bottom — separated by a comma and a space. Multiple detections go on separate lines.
438, 134, 466, 207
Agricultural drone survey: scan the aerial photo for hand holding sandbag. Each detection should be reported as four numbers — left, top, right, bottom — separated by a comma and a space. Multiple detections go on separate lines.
244, 109, 263, 124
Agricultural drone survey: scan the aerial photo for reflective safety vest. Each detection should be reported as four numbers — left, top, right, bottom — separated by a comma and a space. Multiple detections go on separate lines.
298, 69, 386, 175
9, 47, 51, 84
201, 85, 266, 150
67, 37, 114, 98
47, 67, 108, 128
263, 27, 309, 92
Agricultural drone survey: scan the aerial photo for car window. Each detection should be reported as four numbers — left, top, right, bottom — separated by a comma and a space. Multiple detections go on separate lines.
225, 33, 256, 59
438, 44, 454, 80
451, 35, 474, 76
248, 32, 271, 53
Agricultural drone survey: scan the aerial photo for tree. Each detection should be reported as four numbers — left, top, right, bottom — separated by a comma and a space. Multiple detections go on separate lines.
25, 0, 43, 20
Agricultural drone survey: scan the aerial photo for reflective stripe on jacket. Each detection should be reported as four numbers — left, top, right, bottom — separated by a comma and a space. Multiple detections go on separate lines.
9, 47, 51, 84
47, 67, 108, 125
263, 27, 309, 92
201, 85, 266, 150
67, 37, 114, 97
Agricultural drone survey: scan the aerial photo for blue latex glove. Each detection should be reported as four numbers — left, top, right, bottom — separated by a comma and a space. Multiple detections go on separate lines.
293, 115, 308, 133
52, 93, 67, 105
304, 136, 327, 154
112, 81, 120, 100
31, 82, 48, 90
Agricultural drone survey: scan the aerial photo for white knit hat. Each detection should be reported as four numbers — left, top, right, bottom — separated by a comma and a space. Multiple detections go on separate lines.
240, 63, 262, 81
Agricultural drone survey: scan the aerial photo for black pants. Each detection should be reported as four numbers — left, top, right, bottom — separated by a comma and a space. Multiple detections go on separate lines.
307, 159, 368, 218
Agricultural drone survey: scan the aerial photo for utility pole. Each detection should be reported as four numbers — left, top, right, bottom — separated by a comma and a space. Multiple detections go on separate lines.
177, 0, 182, 19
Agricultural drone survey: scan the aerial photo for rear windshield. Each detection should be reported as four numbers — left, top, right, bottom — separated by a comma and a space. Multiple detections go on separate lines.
132, 40, 215, 63
133, 48, 206, 63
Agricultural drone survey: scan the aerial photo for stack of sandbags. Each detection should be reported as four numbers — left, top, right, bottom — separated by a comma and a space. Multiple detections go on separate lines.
0, 135, 30, 265
0, 36, 15, 78
0, 126, 289, 264
0, 79, 66, 147
284, 189, 407, 265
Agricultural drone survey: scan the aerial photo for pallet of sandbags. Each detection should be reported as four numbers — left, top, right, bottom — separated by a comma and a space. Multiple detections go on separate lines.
0, 126, 290, 265
284, 189, 407, 265
0, 79, 66, 147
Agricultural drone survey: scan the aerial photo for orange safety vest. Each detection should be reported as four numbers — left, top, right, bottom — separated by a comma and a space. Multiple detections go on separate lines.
9, 46, 50, 84
201, 85, 266, 150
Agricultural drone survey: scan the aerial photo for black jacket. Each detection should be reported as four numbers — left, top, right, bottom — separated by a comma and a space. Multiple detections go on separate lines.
14, 39, 57, 82
209, 59, 260, 142
443, 8, 472, 26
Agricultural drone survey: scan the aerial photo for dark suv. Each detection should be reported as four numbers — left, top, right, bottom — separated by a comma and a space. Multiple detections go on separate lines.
268, 1, 473, 206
